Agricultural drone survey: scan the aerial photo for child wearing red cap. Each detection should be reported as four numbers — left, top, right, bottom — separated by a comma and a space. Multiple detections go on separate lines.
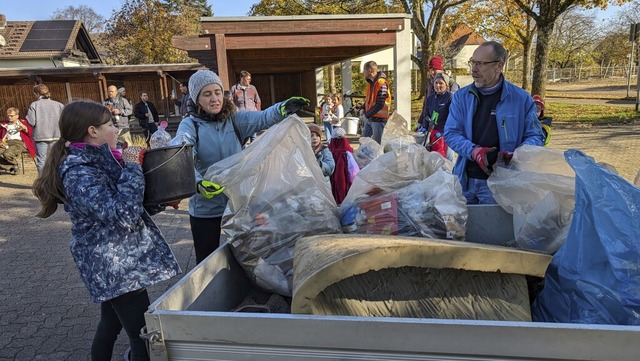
426, 56, 459, 98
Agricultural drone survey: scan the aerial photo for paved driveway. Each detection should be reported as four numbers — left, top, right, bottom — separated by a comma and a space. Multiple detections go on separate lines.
0, 168, 195, 360
1, 122, 639, 359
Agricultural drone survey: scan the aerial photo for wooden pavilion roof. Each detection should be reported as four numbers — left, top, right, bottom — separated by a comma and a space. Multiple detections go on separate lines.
172, 14, 411, 87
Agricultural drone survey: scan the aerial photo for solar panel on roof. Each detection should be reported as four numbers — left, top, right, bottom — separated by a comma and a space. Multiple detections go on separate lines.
20, 20, 75, 52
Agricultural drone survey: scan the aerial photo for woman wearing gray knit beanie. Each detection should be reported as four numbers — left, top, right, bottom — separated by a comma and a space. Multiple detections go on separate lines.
176, 69, 310, 264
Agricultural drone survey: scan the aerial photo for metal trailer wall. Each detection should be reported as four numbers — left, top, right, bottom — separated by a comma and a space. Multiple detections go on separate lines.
144, 205, 640, 361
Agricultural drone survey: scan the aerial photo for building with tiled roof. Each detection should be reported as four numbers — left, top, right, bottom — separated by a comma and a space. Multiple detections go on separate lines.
0, 14, 102, 68
446, 24, 487, 69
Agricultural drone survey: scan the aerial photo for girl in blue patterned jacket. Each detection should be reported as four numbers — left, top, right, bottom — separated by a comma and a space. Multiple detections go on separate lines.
33, 100, 181, 361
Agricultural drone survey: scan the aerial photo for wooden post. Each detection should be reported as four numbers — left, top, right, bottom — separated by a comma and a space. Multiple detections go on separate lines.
214, 34, 229, 90
157, 70, 169, 120
393, 17, 412, 124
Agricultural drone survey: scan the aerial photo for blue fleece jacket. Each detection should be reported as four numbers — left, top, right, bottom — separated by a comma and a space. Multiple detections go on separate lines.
444, 78, 544, 191
176, 102, 286, 218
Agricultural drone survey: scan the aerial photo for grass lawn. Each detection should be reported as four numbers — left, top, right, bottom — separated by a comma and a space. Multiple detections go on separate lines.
409, 96, 640, 127
545, 101, 639, 125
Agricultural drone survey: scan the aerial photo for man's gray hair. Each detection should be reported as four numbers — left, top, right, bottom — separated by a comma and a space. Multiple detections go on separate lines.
482, 41, 507, 62
363, 60, 378, 71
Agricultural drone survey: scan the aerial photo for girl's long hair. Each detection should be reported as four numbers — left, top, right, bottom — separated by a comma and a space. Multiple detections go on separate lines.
32, 100, 112, 218
332, 92, 342, 108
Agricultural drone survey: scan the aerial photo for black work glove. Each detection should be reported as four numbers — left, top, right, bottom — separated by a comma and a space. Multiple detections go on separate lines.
498, 151, 514, 166
279, 97, 310, 116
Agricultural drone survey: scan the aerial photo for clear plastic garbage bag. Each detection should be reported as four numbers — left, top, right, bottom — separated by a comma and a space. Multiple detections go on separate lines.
532, 149, 640, 325
488, 146, 575, 254
380, 112, 416, 153
353, 137, 383, 169
339, 145, 464, 240
204, 116, 342, 296
149, 123, 172, 149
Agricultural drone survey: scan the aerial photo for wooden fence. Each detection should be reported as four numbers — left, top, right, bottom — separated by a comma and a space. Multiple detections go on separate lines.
0, 79, 178, 120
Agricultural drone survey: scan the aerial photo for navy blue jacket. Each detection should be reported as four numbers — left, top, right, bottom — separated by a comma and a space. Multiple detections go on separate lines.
418, 90, 453, 134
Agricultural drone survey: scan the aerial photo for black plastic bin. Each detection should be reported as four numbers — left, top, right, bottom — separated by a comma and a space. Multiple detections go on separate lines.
142, 143, 196, 205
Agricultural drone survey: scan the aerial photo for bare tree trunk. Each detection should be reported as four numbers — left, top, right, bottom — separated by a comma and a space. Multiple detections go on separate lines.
420, 51, 431, 99
531, 22, 554, 96
329, 65, 336, 93
521, 37, 534, 91
521, 16, 536, 91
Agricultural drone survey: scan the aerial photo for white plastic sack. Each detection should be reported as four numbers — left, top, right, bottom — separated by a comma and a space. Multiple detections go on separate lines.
380, 112, 416, 153
488, 146, 574, 254
510, 144, 574, 177
341, 145, 452, 211
353, 137, 382, 169
204, 116, 342, 296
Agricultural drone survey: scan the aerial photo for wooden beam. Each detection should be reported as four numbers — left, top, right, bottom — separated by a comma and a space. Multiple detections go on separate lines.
98, 75, 107, 101
214, 34, 229, 89
224, 33, 396, 50
202, 18, 405, 35
231, 65, 325, 74
231, 59, 342, 70
172, 36, 212, 52
229, 47, 382, 60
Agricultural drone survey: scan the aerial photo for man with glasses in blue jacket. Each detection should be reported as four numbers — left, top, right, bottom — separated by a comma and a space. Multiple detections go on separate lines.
444, 41, 544, 204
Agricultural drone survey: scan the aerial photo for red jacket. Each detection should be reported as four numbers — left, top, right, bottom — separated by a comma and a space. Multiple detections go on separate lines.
328, 137, 354, 205
1, 119, 36, 157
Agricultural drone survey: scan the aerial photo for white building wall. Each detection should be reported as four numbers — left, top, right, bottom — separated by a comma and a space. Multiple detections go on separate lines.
0, 58, 87, 68
357, 47, 395, 72
451, 45, 478, 70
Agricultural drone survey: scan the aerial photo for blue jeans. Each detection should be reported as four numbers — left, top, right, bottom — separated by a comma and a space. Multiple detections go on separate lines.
361, 119, 372, 138
463, 178, 497, 205
366, 121, 386, 144
323, 121, 333, 143
35, 141, 56, 174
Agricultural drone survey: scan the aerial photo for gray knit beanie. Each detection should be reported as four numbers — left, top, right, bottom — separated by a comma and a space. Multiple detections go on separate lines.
189, 69, 224, 103
433, 72, 450, 87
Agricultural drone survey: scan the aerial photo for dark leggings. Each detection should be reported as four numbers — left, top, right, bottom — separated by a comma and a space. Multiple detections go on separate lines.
91, 289, 150, 361
190, 215, 222, 264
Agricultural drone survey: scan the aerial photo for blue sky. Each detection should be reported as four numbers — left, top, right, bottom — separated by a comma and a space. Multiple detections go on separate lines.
2, 0, 257, 21
1, 0, 622, 22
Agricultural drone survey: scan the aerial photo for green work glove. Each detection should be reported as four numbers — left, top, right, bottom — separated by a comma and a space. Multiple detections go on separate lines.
279, 96, 310, 117
197, 180, 224, 199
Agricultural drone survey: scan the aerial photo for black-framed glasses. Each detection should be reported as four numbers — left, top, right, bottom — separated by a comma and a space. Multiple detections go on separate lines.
468, 59, 500, 67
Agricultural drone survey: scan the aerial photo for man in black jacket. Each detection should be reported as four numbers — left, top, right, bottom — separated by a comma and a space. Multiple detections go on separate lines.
134, 92, 159, 144
173, 82, 190, 117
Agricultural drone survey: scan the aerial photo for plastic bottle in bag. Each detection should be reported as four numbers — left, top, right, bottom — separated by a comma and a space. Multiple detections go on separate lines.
150, 123, 172, 149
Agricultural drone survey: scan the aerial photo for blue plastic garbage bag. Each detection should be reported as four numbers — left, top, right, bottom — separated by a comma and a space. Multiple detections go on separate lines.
531, 150, 640, 324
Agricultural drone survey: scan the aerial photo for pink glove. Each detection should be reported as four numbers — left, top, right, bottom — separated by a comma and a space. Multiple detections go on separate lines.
122, 146, 146, 165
